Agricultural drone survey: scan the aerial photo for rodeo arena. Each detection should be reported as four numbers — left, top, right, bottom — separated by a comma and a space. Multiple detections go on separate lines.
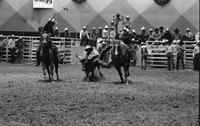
0, 0, 199, 125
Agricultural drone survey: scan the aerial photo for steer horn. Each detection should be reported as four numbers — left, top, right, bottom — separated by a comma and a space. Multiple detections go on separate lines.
76, 54, 83, 60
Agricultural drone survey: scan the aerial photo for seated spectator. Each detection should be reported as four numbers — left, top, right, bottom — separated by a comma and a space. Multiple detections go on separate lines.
172, 28, 182, 44
64, 28, 70, 38
184, 28, 194, 41
148, 29, 155, 41
80, 26, 90, 46
0, 35, 4, 62
159, 26, 165, 40
152, 28, 161, 40
163, 28, 172, 41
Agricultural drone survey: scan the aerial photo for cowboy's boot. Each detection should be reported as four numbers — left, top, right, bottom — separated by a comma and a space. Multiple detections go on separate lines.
35, 52, 41, 66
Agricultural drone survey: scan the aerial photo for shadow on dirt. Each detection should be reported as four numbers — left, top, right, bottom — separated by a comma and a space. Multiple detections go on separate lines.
38, 79, 64, 83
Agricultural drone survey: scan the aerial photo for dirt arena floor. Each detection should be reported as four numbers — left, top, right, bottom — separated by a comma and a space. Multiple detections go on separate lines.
0, 63, 199, 126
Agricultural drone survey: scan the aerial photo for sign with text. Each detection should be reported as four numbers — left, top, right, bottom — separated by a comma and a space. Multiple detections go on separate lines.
33, 0, 54, 8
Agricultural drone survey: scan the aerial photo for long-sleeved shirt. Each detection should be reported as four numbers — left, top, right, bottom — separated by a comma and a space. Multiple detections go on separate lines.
80, 30, 89, 40
102, 29, 109, 39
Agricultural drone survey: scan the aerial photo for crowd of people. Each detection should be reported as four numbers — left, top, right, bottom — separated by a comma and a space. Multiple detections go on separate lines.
78, 14, 199, 71
0, 15, 199, 71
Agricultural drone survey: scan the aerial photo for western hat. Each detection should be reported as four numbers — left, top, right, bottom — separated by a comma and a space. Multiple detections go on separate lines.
126, 15, 130, 19
83, 26, 86, 29
141, 26, 145, 30
132, 29, 136, 33
64, 28, 68, 31
84, 45, 93, 51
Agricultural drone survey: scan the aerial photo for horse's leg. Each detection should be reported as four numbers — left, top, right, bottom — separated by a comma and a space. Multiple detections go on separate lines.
55, 62, 59, 80
85, 72, 89, 81
46, 65, 51, 81
114, 65, 123, 83
50, 63, 54, 81
124, 64, 130, 85
42, 63, 47, 79
97, 66, 103, 76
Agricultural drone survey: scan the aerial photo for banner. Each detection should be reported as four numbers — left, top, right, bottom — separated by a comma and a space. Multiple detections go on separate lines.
33, 0, 54, 8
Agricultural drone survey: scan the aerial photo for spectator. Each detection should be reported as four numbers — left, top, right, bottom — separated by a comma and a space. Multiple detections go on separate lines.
123, 15, 131, 30
15, 37, 24, 63
159, 26, 165, 40
58, 41, 66, 64
54, 27, 60, 37
38, 26, 43, 36
64, 28, 70, 38
8, 34, 16, 63
193, 42, 200, 71
163, 28, 172, 42
148, 29, 155, 41
166, 41, 175, 71
98, 27, 102, 38
138, 26, 148, 45
80, 26, 90, 46
176, 41, 185, 70
195, 32, 199, 42
185, 28, 194, 41
152, 28, 161, 40
90, 27, 98, 47
172, 28, 182, 44
109, 26, 116, 40
0, 35, 3, 62
140, 42, 148, 70
102, 25, 109, 40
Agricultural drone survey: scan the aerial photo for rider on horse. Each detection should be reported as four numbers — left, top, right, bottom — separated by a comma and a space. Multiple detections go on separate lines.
35, 17, 59, 66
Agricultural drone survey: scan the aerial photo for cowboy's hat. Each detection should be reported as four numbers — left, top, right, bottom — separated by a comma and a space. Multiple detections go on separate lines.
84, 45, 93, 51
141, 26, 145, 30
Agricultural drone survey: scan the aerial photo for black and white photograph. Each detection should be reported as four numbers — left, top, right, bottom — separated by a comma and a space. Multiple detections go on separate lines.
0, 0, 199, 125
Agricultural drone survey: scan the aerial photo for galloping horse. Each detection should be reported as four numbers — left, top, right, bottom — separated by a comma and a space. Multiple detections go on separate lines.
101, 40, 131, 84
42, 41, 59, 81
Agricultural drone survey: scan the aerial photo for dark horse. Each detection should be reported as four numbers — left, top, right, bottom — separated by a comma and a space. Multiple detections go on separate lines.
42, 42, 59, 81
101, 40, 131, 85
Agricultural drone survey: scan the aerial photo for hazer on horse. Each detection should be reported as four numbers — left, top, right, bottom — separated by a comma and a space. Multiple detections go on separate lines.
35, 17, 59, 81
100, 40, 131, 85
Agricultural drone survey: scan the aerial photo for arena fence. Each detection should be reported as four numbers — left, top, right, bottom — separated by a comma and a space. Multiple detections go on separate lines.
0, 36, 196, 69
0, 36, 81, 64
146, 41, 196, 69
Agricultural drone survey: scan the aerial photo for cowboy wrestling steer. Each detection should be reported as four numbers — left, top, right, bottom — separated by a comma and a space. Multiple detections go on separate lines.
76, 45, 110, 81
